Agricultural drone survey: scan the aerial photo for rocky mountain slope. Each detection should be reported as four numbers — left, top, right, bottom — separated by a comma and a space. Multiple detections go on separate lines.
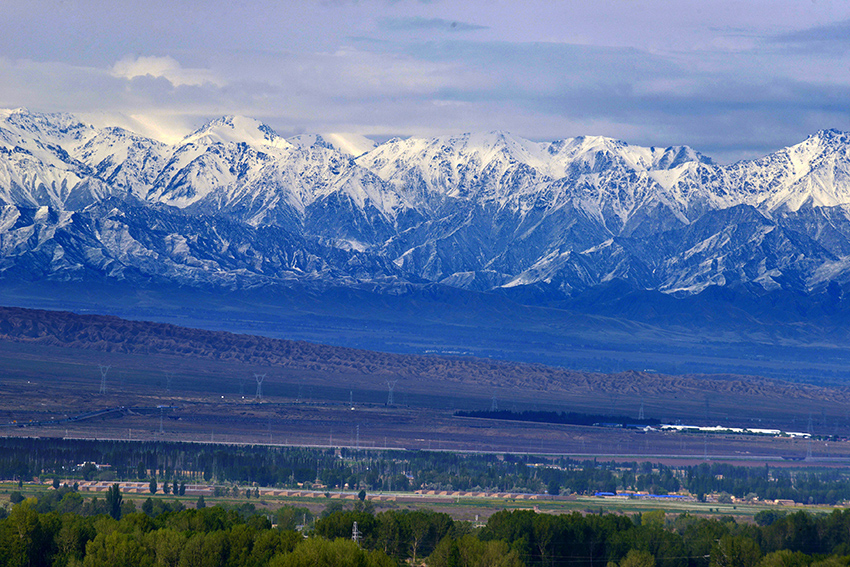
3, 107, 850, 300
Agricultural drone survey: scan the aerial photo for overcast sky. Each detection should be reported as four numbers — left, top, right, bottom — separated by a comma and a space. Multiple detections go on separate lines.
1, 0, 849, 162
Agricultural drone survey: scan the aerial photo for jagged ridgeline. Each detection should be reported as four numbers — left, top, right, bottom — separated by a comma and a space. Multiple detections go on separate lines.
3, 107, 850, 298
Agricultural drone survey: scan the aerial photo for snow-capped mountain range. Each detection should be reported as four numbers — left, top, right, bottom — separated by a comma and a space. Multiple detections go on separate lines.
4, 107, 850, 298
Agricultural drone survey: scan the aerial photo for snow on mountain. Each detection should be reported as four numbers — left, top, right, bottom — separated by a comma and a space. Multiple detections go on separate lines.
357, 131, 564, 209
357, 131, 714, 237
73, 127, 170, 198
649, 130, 850, 217
180, 115, 292, 151
289, 133, 377, 157
6, 108, 850, 296
0, 109, 108, 209
0, 108, 94, 146
147, 139, 278, 209
733, 129, 850, 211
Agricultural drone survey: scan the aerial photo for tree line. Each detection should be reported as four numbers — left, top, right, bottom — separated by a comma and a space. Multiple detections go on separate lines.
2, 437, 850, 504
6, 488, 850, 567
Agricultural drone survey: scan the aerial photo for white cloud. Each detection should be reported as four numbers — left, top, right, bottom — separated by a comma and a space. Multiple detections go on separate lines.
110, 55, 223, 87
3, 2, 850, 161
79, 111, 196, 145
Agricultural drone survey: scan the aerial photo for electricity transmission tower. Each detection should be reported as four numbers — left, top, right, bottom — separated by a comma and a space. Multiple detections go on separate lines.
98, 365, 110, 394
254, 374, 265, 401
386, 380, 397, 405
352, 521, 361, 545
807, 413, 814, 460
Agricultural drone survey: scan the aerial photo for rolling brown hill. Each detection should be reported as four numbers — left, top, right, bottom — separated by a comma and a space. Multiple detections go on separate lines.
0, 304, 846, 405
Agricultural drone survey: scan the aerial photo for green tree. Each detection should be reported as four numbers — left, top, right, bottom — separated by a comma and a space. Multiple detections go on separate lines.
620, 550, 657, 567
267, 537, 394, 567
5, 502, 45, 567
756, 550, 811, 567
375, 511, 407, 559
429, 535, 523, 567
82, 530, 152, 567
251, 530, 302, 565
405, 510, 453, 565
177, 530, 228, 567
121, 500, 137, 518
57, 492, 84, 515
642, 510, 666, 528
532, 513, 557, 566
55, 513, 95, 566
712, 535, 762, 567
80, 463, 97, 481
178, 532, 207, 567
146, 528, 184, 567
149, 478, 158, 495
106, 484, 123, 521
276, 506, 312, 531
754, 510, 786, 527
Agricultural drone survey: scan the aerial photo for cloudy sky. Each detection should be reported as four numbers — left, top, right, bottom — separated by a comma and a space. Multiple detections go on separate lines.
2, 0, 849, 162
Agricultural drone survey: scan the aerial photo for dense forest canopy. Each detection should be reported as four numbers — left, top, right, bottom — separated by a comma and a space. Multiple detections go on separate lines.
4, 490, 850, 567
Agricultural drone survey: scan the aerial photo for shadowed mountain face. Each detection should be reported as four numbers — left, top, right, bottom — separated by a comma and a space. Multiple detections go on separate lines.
5, 109, 850, 381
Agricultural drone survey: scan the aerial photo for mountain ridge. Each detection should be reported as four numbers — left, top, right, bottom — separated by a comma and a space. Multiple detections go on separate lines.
4, 107, 850, 302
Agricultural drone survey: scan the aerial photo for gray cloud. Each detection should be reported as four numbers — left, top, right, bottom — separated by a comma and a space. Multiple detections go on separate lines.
771, 19, 850, 45
381, 16, 488, 33
3, 1, 850, 162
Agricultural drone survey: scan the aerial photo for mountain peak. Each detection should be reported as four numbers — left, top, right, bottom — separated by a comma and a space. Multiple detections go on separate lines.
455, 130, 525, 149
0, 107, 30, 119
287, 132, 377, 157
805, 128, 850, 146
0, 107, 91, 141
180, 115, 291, 150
